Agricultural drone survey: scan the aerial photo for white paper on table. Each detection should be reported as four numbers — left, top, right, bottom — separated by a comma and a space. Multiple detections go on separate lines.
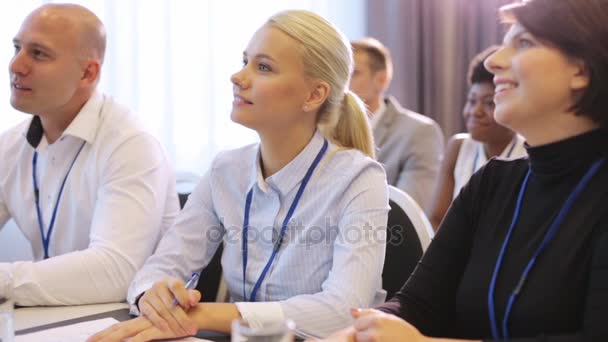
15, 317, 212, 342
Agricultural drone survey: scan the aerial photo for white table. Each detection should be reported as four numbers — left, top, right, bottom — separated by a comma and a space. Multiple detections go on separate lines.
15, 302, 129, 331
14, 302, 229, 341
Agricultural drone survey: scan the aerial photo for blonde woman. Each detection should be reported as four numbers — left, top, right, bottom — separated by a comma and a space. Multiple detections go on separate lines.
89, 9, 389, 342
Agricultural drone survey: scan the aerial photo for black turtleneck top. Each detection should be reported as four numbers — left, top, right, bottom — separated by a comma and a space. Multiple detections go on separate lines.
377, 129, 608, 342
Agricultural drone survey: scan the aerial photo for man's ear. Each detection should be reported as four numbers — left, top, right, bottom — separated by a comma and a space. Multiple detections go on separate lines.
302, 81, 330, 112
81, 60, 101, 86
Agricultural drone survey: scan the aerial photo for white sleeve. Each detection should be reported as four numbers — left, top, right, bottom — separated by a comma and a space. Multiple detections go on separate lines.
235, 302, 285, 328
3, 134, 178, 306
0, 170, 12, 232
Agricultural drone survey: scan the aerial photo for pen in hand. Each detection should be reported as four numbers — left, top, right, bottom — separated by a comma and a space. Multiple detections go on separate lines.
172, 272, 200, 306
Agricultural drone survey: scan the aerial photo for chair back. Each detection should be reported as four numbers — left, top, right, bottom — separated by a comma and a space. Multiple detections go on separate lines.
382, 186, 434, 298
388, 186, 434, 250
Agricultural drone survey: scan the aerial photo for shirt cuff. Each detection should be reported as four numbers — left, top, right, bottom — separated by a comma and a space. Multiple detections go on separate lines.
127, 281, 157, 316
129, 303, 141, 316
235, 301, 285, 329
0, 263, 12, 299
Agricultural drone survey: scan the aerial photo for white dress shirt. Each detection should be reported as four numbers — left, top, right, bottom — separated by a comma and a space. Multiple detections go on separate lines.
128, 130, 389, 338
369, 100, 386, 131
0, 91, 179, 305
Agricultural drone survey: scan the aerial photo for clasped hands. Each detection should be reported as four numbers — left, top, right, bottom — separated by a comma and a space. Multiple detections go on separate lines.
87, 276, 202, 342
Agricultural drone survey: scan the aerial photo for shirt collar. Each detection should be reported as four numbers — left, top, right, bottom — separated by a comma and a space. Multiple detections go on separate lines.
369, 99, 387, 130
251, 130, 327, 197
24, 91, 104, 148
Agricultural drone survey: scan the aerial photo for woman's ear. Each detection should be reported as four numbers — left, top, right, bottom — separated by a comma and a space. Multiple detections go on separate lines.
303, 81, 330, 112
569, 59, 590, 91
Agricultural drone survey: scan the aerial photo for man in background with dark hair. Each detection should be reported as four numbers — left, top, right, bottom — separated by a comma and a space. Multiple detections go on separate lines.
350, 37, 444, 210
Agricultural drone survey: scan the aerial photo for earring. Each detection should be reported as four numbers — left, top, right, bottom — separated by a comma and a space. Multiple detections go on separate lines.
303, 105, 309, 111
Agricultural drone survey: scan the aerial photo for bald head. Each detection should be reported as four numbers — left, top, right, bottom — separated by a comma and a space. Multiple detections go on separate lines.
26, 3, 106, 64
9, 3, 107, 118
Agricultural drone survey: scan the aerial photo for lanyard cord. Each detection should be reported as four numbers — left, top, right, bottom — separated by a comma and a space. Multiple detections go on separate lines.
242, 138, 328, 301
32, 140, 87, 259
488, 157, 605, 340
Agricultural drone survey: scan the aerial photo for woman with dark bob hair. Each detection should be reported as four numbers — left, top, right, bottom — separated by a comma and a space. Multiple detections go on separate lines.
321, 0, 608, 341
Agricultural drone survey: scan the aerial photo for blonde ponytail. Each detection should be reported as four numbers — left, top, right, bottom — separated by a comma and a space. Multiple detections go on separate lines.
267, 10, 375, 159
320, 91, 375, 158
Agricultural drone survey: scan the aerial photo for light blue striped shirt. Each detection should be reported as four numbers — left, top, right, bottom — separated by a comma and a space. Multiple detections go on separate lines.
128, 130, 389, 337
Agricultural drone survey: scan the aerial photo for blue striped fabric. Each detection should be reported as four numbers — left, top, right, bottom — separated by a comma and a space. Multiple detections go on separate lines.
128, 130, 389, 337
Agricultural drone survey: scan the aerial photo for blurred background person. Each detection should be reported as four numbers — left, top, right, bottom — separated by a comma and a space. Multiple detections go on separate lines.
428, 46, 526, 229
350, 37, 444, 211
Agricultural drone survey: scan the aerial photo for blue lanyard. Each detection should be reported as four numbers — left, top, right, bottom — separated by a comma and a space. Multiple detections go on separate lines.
32, 140, 87, 259
472, 138, 517, 175
242, 138, 328, 302
487, 157, 605, 340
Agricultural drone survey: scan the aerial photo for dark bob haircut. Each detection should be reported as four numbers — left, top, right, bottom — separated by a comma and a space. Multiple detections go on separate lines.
501, 0, 608, 127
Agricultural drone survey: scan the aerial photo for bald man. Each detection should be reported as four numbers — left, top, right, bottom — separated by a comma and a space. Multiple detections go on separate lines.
0, 4, 179, 305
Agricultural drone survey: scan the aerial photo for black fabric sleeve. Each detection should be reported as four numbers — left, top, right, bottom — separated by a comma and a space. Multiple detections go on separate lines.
375, 164, 484, 336
584, 229, 608, 340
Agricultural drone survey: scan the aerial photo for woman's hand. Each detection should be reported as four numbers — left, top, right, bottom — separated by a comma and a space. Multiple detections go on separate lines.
312, 326, 356, 342
311, 309, 429, 342
87, 302, 241, 342
137, 276, 201, 335
86, 315, 194, 342
351, 309, 428, 342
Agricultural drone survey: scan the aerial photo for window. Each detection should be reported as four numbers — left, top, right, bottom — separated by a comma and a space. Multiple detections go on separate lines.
0, 0, 365, 173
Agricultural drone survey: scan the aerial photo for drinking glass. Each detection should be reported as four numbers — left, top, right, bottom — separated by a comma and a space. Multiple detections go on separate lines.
0, 270, 14, 342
